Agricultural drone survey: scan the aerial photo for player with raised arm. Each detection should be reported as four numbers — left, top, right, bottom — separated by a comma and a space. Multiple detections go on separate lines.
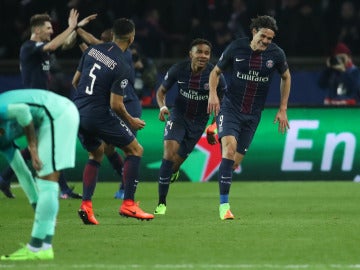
0, 9, 82, 199
72, 18, 154, 225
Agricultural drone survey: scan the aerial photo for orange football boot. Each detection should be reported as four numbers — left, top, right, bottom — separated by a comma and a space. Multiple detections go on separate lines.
78, 201, 99, 225
119, 199, 154, 221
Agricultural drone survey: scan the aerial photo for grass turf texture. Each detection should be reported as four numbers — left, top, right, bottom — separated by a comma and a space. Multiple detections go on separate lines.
0, 181, 359, 270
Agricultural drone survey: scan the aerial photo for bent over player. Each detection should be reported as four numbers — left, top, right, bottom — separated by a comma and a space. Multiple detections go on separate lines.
0, 89, 79, 260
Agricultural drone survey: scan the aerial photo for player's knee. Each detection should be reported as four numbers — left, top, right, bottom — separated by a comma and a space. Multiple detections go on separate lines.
125, 141, 143, 157
104, 144, 115, 156
89, 144, 105, 162
223, 147, 236, 159
135, 143, 143, 156
162, 151, 179, 163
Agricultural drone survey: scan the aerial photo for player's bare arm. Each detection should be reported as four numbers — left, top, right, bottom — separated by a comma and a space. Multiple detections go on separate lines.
156, 84, 170, 121
23, 122, 42, 171
7, 103, 43, 171
76, 27, 102, 45
43, 9, 79, 52
274, 68, 291, 133
110, 93, 145, 130
72, 71, 81, 89
77, 14, 97, 28
62, 14, 98, 50
62, 30, 77, 50
207, 65, 221, 116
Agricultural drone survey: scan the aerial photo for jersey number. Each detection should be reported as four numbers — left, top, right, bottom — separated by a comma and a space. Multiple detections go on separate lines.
218, 114, 224, 127
85, 63, 101, 95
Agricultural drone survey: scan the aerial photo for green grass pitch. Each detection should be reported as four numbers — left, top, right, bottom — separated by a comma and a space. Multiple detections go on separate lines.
1, 181, 360, 270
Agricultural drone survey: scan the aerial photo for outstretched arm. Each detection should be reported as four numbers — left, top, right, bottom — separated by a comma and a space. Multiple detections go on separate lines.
62, 14, 98, 50
62, 30, 77, 50
43, 8, 79, 52
76, 27, 102, 45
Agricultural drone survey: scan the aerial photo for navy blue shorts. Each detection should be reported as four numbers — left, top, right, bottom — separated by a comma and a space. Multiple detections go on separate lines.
164, 115, 208, 158
78, 110, 135, 152
217, 108, 261, 155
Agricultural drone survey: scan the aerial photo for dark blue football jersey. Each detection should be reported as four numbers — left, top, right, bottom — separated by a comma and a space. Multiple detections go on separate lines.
162, 60, 227, 121
73, 42, 133, 117
217, 37, 288, 114
120, 48, 142, 132
122, 49, 142, 119
19, 40, 50, 89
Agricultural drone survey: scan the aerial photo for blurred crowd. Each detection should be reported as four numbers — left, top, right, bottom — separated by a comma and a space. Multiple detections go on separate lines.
1, 0, 360, 60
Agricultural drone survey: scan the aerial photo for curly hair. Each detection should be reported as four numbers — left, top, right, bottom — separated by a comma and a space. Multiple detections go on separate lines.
249, 15, 278, 33
189, 38, 212, 51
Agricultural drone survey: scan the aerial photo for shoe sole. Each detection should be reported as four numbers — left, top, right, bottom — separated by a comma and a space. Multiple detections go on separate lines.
119, 212, 153, 221
1, 250, 54, 261
78, 209, 98, 225
221, 216, 234, 220
1, 255, 53, 261
221, 212, 235, 220
154, 209, 166, 215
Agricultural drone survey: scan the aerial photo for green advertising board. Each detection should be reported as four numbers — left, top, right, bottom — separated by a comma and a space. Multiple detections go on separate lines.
1, 107, 359, 182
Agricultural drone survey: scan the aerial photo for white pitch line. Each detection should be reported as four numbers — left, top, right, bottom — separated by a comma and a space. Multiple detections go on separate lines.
1, 264, 360, 269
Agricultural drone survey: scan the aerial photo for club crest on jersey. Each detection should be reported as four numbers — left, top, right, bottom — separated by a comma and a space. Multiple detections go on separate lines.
204, 83, 209, 90
120, 79, 128, 89
266, 60, 274, 68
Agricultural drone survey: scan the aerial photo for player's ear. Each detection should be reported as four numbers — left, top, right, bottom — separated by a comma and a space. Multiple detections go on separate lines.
32, 26, 40, 35
129, 32, 135, 45
251, 28, 257, 36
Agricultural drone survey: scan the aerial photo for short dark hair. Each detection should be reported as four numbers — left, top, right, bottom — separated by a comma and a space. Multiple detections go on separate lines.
30, 13, 51, 29
100, 28, 112, 42
112, 18, 135, 40
250, 15, 278, 33
189, 38, 212, 51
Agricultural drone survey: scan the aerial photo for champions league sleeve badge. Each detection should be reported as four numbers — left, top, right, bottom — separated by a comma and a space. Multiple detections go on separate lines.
120, 79, 128, 89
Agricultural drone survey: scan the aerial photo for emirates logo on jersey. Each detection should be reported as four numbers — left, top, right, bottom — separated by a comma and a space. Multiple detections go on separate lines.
266, 60, 274, 68
120, 79, 128, 89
